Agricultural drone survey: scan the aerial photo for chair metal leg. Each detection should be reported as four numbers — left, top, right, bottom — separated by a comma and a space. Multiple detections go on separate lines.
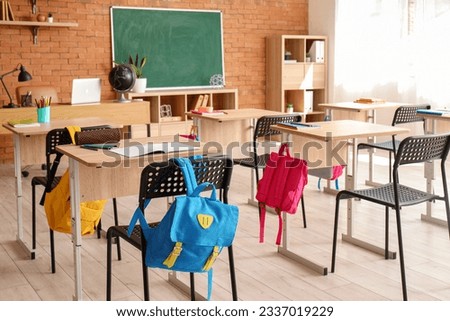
394, 207, 408, 301
106, 228, 114, 301
50, 229, 56, 274
31, 184, 37, 260
141, 241, 150, 301
97, 219, 102, 239
112, 198, 121, 261
388, 152, 393, 182
301, 196, 307, 228
228, 245, 238, 300
385, 206, 389, 260
331, 195, 342, 273
189, 273, 196, 301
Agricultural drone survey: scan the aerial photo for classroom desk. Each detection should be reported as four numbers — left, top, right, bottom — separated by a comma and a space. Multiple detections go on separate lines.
421, 113, 450, 226
2, 118, 123, 258
0, 100, 150, 135
188, 108, 291, 205
271, 120, 409, 275
187, 108, 287, 154
319, 101, 403, 187
56, 136, 211, 300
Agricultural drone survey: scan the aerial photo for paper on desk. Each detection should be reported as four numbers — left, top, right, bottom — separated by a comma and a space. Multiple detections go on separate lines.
109, 142, 199, 158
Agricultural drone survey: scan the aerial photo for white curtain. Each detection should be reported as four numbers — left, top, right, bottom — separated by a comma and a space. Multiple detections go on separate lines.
334, 0, 450, 109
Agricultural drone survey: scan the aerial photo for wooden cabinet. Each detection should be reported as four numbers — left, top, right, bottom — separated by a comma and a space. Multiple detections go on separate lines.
266, 35, 327, 121
127, 88, 238, 136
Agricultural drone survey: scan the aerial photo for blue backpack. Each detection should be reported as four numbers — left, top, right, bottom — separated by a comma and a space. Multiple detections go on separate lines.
127, 157, 239, 299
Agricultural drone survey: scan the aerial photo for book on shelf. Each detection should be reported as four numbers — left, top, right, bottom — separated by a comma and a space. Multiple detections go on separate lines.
191, 95, 204, 110
416, 109, 450, 116
284, 60, 298, 64
277, 122, 320, 130
200, 94, 209, 107
8, 119, 40, 128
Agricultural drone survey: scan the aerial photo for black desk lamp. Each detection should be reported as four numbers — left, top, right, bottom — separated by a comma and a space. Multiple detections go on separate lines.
0, 64, 33, 108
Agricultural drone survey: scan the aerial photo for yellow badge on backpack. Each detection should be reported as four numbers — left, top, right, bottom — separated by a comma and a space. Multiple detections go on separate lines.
197, 214, 213, 229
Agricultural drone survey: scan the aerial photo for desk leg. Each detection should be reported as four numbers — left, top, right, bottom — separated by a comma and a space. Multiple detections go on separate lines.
68, 158, 83, 301
278, 212, 328, 275
13, 134, 35, 258
421, 119, 447, 226
341, 138, 396, 259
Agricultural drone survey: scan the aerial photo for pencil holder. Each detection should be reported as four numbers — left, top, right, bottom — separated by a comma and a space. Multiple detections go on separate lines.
37, 107, 51, 123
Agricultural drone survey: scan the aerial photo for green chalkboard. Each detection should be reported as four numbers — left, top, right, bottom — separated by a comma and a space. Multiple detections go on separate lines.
110, 7, 224, 90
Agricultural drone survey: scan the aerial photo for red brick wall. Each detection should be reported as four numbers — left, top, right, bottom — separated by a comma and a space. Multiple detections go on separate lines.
0, 0, 308, 163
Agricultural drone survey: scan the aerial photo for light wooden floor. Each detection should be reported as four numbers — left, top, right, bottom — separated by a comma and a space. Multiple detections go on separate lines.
0, 154, 449, 301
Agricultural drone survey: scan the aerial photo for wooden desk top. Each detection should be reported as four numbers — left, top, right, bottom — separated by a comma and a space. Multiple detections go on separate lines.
319, 101, 404, 112
187, 108, 287, 122
0, 101, 149, 134
2, 117, 121, 136
56, 135, 209, 168
272, 120, 410, 141
420, 113, 450, 122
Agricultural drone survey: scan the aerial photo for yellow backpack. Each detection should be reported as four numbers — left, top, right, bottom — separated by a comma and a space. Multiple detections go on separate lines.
43, 126, 106, 235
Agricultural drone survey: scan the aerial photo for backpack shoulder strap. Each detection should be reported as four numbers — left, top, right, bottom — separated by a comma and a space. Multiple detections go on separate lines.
40, 126, 81, 205
173, 157, 198, 195
127, 198, 152, 236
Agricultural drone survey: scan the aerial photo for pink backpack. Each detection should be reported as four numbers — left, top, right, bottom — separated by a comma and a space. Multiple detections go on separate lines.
255, 143, 308, 245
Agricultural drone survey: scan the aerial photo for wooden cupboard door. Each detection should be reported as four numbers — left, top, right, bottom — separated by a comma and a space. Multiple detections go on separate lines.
282, 64, 305, 89
302, 64, 325, 89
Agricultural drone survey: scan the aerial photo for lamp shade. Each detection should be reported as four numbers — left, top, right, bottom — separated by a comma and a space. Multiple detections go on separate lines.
18, 65, 32, 82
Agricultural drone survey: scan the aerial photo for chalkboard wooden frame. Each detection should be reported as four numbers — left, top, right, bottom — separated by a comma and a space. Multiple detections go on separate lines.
110, 6, 225, 91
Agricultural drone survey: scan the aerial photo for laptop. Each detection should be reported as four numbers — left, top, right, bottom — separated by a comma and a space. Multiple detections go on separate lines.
70, 78, 101, 105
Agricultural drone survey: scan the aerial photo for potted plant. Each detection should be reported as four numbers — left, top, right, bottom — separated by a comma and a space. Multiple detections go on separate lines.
129, 54, 147, 93
48, 12, 53, 23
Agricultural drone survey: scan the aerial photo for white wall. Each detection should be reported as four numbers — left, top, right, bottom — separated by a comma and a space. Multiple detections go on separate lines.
309, 0, 336, 102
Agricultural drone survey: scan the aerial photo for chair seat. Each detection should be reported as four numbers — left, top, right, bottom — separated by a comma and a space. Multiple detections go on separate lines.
32, 176, 61, 189
233, 153, 269, 168
340, 183, 439, 208
108, 225, 143, 249
358, 139, 401, 152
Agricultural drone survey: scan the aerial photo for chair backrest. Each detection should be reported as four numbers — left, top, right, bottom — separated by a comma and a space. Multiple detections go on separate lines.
137, 156, 233, 211
395, 133, 450, 167
16, 86, 59, 106
392, 104, 430, 126
253, 114, 302, 140
45, 125, 116, 185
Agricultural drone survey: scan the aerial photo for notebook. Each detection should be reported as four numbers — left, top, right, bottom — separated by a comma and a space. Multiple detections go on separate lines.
70, 78, 101, 105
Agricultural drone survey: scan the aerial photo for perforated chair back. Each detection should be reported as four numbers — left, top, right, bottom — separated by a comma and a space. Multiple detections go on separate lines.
253, 114, 302, 140
391, 104, 430, 126
395, 133, 450, 167
137, 157, 233, 211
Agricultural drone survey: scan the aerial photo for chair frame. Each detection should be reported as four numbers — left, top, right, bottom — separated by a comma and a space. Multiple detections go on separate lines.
106, 156, 237, 301
331, 133, 450, 300
34, 126, 120, 273
357, 104, 430, 182
233, 114, 307, 227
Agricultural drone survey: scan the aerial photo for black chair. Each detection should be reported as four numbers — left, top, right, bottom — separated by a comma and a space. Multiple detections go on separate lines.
357, 104, 430, 182
331, 133, 450, 301
233, 114, 307, 227
31, 126, 120, 273
106, 156, 237, 301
